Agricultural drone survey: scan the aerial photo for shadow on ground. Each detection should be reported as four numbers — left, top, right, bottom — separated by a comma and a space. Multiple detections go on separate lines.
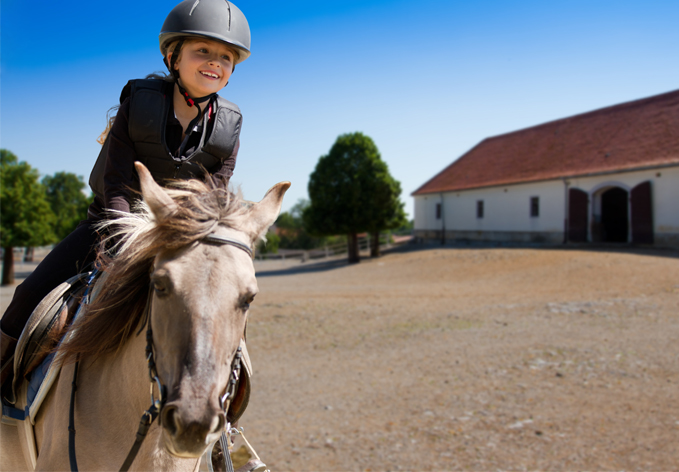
255, 258, 350, 277
411, 240, 679, 259
255, 240, 679, 278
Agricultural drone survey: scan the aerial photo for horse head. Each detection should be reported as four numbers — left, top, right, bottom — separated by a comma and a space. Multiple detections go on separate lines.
136, 163, 289, 457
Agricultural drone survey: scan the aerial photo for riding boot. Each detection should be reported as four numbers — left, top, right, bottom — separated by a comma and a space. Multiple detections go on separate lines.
1, 328, 18, 391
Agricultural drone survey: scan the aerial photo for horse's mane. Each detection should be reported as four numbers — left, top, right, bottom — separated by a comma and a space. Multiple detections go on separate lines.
57, 178, 248, 365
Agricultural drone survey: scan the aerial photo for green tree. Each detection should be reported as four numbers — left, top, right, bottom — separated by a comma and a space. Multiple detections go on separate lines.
276, 198, 326, 250
303, 132, 406, 263
364, 163, 407, 258
0, 150, 56, 285
42, 172, 92, 240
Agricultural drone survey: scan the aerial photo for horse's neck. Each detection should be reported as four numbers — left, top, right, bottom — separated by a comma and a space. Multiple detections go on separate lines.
93, 327, 153, 416
34, 328, 194, 471
80, 330, 201, 471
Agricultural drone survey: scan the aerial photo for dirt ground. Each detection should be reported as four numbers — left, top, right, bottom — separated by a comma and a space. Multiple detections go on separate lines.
238, 244, 679, 471
2, 244, 678, 471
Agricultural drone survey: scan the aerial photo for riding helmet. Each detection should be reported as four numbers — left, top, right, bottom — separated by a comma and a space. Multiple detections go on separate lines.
159, 0, 251, 64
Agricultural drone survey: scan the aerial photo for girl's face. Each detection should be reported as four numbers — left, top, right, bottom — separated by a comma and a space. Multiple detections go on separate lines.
171, 39, 236, 97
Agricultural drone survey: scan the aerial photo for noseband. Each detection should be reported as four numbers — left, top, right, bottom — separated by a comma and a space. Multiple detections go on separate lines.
68, 232, 253, 472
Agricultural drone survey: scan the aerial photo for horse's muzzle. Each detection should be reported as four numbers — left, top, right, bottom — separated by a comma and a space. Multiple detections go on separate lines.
160, 402, 226, 457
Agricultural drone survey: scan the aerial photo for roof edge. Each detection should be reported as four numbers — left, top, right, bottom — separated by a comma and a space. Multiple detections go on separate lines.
411, 161, 679, 196
482, 88, 679, 143
411, 88, 679, 196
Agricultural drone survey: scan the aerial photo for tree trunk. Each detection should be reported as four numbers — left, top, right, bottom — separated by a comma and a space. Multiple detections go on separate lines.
24, 247, 34, 262
2, 247, 15, 286
370, 232, 380, 258
347, 233, 360, 264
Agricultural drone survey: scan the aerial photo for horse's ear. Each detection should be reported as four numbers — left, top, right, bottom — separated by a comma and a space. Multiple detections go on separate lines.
244, 182, 291, 241
135, 162, 178, 220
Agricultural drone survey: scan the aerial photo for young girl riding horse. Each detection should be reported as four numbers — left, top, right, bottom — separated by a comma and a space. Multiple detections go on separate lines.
2, 0, 249, 406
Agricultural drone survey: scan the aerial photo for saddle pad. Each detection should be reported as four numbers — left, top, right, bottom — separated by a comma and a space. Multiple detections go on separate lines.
1, 299, 87, 426
25, 292, 90, 424
11, 272, 91, 403
26, 352, 59, 425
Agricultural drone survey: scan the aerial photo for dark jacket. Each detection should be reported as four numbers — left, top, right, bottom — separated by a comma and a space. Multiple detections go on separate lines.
88, 78, 242, 218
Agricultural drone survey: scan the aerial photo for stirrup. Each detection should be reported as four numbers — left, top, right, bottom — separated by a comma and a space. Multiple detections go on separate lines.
207, 427, 269, 472
230, 427, 269, 472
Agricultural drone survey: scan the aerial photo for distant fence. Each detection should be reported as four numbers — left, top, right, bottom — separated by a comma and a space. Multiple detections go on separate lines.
255, 233, 413, 261
0, 246, 53, 263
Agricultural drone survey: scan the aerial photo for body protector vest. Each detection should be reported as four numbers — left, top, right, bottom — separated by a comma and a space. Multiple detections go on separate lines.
89, 78, 242, 200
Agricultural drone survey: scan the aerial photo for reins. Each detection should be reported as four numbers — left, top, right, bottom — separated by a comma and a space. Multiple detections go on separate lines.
118, 286, 163, 472
67, 232, 252, 472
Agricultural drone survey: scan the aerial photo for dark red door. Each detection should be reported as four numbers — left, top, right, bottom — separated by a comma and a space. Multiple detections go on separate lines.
631, 181, 654, 244
568, 188, 588, 242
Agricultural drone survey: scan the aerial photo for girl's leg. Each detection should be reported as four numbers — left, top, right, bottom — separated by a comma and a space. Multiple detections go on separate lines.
1, 219, 101, 393
1, 220, 100, 339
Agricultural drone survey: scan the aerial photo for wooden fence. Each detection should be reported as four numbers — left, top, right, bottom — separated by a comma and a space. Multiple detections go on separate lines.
255, 233, 412, 261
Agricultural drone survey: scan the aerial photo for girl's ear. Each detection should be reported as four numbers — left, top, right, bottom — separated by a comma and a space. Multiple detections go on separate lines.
167, 51, 180, 70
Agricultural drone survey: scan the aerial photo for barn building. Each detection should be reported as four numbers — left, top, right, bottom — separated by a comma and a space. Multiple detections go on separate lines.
412, 90, 679, 247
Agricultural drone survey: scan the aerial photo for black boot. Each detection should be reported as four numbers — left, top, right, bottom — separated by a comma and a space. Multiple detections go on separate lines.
1, 328, 18, 394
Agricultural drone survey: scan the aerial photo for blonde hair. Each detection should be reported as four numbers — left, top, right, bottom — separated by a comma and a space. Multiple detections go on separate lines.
166, 37, 239, 68
96, 106, 119, 145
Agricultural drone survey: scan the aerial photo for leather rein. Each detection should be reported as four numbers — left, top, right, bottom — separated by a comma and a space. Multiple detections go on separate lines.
68, 233, 253, 472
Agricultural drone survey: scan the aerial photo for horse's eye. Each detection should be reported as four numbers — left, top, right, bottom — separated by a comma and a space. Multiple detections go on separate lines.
151, 272, 171, 297
240, 294, 255, 311
153, 281, 167, 296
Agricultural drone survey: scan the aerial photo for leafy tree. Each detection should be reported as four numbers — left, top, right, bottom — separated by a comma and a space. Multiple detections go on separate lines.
303, 132, 406, 263
364, 164, 407, 258
276, 198, 326, 250
42, 172, 92, 240
0, 150, 56, 285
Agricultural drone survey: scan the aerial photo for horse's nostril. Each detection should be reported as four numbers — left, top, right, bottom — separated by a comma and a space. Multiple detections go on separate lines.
161, 405, 181, 437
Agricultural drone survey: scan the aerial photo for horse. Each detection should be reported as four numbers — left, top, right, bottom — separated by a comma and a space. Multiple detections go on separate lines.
0, 162, 289, 471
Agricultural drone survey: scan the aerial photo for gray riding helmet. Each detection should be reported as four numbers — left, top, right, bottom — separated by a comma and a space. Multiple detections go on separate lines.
159, 0, 251, 65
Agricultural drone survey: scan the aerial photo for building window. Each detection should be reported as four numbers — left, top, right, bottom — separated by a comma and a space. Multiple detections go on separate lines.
530, 196, 540, 217
477, 200, 484, 219
435, 203, 442, 219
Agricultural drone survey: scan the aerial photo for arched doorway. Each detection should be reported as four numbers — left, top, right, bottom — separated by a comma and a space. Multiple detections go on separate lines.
600, 187, 628, 242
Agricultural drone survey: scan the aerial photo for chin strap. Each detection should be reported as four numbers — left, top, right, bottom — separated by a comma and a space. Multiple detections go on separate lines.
174, 97, 212, 163
166, 39, 216, 137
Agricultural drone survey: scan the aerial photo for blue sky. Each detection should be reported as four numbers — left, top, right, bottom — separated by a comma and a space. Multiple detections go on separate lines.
2, 0, 678, 218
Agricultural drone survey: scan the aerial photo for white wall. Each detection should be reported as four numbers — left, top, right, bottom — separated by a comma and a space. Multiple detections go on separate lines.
415, 180, 565, 233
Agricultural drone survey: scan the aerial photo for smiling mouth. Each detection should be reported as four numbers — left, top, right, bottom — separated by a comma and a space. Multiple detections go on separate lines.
200, 71, 219, 79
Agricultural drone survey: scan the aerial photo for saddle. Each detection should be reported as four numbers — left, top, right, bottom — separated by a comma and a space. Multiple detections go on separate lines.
7, 272, 92, 405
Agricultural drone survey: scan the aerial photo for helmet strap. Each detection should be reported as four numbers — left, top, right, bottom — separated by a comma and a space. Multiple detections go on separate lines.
166, 38, 216, 134
175, 96, 214, 159
168, 39, 184, 80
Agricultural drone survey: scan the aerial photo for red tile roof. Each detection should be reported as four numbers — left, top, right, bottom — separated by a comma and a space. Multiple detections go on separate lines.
412, 89, 679, 195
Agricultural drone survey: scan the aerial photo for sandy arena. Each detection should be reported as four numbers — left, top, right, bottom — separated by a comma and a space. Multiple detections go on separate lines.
240, 244, 679, 471
2, 244, 678, 471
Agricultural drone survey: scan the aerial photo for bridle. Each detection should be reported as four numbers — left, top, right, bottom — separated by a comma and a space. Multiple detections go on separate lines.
68, 232, 253, 472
